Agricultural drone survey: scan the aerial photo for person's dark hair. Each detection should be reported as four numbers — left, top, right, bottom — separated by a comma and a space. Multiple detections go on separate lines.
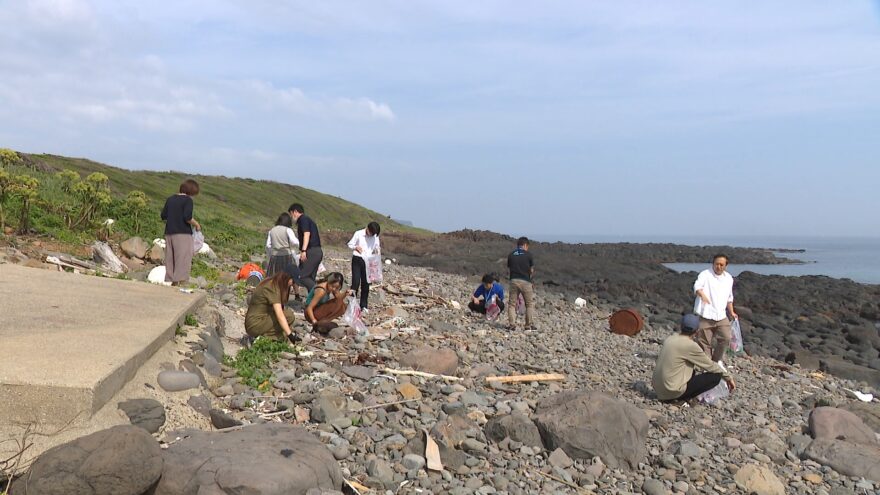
481, 273, 495, 285
259, 271, 293, 305
317, 272, 345, 288
713, 253, 729, 263
275, 213, 293, 228
517, 236, 529, 247
179, 179, 200, 196
288, 203, 304, 214
367, 221, 381, 236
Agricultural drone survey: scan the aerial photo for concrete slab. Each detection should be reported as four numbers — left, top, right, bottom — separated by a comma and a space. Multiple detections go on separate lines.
0, 263, 204, 425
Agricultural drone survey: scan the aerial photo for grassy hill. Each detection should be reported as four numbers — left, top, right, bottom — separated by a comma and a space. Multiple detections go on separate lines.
2, 152, 425, 258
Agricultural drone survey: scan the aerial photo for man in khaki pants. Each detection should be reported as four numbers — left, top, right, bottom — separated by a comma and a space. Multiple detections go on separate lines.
506, 237, 535, 330
693, 254, 738, 362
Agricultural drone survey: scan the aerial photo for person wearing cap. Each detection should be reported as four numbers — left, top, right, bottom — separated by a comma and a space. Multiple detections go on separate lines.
693, 253, 738, 361
244, 266, 302, 344
653, 314, 736, 402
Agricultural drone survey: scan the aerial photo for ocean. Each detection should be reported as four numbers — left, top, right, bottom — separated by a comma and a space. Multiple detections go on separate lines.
532, 235, 880, 285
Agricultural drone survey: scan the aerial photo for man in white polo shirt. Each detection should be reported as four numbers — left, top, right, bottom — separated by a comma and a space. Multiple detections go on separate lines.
693, 254, 738, 361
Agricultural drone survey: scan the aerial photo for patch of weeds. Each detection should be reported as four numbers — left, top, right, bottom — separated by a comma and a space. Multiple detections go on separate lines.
226, 338, 303, 391
233, 281, 248, 300
184, 313, 198, 326
175, 325, 187, 337
115, 273, 130, 280
190, 259, 220, 281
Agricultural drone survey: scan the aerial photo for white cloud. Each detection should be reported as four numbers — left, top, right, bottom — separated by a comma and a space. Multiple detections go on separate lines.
245, 80, 395, 122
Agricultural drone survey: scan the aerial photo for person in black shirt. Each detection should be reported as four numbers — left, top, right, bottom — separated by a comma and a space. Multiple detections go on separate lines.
288, 203, 323, 291
506, 236, 536, 330
161, 179, 201, 285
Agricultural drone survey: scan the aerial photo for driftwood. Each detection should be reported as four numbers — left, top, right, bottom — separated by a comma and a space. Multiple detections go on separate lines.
381, 368, 462, 382
485, 373, 566, 384
91, 241, 127, 274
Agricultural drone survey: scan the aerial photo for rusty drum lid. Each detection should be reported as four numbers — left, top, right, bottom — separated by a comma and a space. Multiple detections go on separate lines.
609, 308, 644, 337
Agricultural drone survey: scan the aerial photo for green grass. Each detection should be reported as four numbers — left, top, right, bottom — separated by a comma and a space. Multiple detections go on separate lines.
184, 314, 198, 326
224, 337, 300, 391
1, 151, 428, 256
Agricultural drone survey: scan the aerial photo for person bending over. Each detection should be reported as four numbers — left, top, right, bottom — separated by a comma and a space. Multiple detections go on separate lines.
653, 314, 736, 402
469, 274, 505, 314
244, 266, 301, 344
304, 272, 349, 332
348, 221, 381, 311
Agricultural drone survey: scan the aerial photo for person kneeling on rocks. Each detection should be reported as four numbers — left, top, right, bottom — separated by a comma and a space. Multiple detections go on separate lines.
469, 273, 505, 314
653, 314, 736, 402
304, 272, 350, 333
244, 266, 301, 345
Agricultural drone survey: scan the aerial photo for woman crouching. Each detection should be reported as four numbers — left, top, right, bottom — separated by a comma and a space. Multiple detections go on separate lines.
244, 267, 301, 344
304, 272, 350, 333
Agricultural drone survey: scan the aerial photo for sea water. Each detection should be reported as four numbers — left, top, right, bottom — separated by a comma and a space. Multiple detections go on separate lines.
533, 235, 880, 285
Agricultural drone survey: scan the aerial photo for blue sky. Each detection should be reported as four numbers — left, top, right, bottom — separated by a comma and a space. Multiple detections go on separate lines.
1, 1, 879, 237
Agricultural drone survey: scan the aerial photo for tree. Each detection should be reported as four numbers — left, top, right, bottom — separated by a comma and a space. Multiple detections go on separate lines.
9, 175, 39, 234
123, 190, 148, 233
0, 167, 10, 231
69, 172, 111, 229
0, 148, 21, 169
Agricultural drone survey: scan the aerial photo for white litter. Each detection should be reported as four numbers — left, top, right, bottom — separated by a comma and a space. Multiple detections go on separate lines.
845, 389, 875, 403
385, 259, 392, 265
147, 266, 172, 286
574, 297, 587, 308
152, 238, 167, 248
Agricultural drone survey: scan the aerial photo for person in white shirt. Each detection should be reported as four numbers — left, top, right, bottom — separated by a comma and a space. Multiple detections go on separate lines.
693, 254, 738, 361
265, 213, 300, 278
347, 222, 381, 311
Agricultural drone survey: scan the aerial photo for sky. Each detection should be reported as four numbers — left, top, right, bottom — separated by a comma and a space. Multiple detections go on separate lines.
1, 1, 879, 238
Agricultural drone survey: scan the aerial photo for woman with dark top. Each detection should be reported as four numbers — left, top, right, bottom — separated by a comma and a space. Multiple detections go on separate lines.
347, 221, 381, 311
303, 272, 349, 331
265, 212, 300, 278
244, 267, 300, 344
160, 179, 200, 285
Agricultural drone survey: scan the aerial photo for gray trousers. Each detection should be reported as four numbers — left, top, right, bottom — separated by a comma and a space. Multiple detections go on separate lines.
299, 246, 323, 290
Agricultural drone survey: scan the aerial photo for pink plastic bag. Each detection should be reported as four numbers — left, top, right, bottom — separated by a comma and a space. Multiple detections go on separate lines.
485, 296, 501, 321
516, 293, 525, 315
365, 254, 383, 283
342, 297, 368, 336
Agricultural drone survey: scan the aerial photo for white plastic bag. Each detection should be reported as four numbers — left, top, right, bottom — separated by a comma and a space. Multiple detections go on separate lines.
516, 293, 525, 315
698, 379, 729, 405
485, 295, 501, 321
729, 318, 744, 355
341, 297, 368, 336
192, 230, 205, 252
365, 254, 383, 283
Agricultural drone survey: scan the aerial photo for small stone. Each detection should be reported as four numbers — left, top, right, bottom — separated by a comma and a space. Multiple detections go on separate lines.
642, 478, 668, 495
402, 453, 427, 471
396, 382, 422, 400
209, 409, 242, 429
157, 370, 201, 392
548, 448, 573, 469
803, 473, 823, 484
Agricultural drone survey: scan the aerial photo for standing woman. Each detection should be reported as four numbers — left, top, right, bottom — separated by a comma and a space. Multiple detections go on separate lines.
265, 212, 300, 278
348, 221, 381, 311
161, 179, 200, 286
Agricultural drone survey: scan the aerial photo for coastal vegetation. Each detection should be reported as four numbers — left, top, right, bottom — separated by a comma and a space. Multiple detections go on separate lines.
0, 149, 420, 258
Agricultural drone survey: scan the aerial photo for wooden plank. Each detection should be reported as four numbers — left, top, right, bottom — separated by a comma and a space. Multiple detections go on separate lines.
485, 373, 566, 383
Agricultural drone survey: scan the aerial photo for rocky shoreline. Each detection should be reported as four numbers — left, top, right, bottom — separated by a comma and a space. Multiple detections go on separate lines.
381, 230, 880, 387
2, 238, 880, 495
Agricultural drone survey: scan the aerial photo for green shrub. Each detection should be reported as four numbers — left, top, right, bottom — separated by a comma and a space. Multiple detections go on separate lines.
225, 338, 298, 391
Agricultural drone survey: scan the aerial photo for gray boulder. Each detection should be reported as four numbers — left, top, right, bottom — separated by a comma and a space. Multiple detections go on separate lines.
809, 407, 878, 446
842, 401, 880, 433
484, 413, 543, 447
121, 237, 149, 259
157, 370, 201, 392
153, 423, 344, 494
398, 345, 459, 376
532, 390, 649, 470
804, 438, 880, 482
118, 398, 166, 434
13, 425, 162, 495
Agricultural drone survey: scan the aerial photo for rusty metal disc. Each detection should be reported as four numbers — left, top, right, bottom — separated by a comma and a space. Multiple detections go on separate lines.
609, 308, 644, 337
